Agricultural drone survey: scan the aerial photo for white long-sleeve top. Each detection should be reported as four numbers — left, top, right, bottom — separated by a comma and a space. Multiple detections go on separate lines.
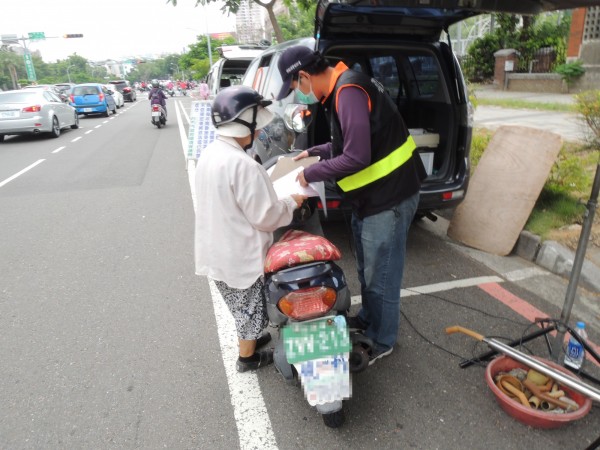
194, 136, 297, 289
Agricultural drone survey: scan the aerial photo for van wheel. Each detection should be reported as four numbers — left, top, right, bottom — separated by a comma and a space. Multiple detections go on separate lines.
49, 116, 61, 138
0, 134, 4, 142
71, 112, 79, 129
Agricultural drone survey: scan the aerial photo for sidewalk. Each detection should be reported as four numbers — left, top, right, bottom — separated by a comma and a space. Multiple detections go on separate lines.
467, 85, 600, 294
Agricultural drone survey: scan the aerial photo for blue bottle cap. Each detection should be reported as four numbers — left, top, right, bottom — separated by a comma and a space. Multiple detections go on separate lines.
576, 321, 585, 328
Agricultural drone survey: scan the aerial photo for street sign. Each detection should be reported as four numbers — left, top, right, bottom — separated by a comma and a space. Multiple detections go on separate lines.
28, 32, 46, 41
1, 34, 19, 45
23, 52, 37, 81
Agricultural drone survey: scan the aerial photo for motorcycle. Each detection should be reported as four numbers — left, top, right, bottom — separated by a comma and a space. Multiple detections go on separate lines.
151, 104, 167, 128
263, 228, 374, 428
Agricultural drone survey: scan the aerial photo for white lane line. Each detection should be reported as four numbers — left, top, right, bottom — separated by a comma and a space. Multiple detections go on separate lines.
102, 120, 109, 124
94, 125, 102, 129
351, 275, 504, 305
176, 99, 191, 125
85, 130, 93, 135
71, 136, 82, 142
208, 281, 278, 450
180, 103, 277, 450
52, 146, 66, 154
0, 159, 45, 188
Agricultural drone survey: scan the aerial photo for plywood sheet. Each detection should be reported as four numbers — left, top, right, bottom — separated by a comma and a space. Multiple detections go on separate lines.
447, 126, 562, 256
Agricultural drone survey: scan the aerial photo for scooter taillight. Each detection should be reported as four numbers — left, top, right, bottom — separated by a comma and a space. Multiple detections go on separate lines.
152, 104, 160, 111
278, 286, 336, 320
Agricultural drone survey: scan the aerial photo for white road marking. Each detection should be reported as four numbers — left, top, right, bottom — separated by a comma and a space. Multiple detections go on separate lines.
179, 102, 277, 450
0, 159, 45, 188
71, 136, 82, 142
51, 146, 65, 154
351, 275, 504, 305
503, 267, 549, 282
102, 120, 109, 124
94, 125, 102, 129
85, 130, 93, 135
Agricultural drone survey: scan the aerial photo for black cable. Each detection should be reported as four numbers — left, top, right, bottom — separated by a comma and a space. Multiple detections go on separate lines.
403, 287, 530, 326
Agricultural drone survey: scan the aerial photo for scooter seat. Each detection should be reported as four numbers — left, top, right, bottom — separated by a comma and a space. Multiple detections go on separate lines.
265, 229, 341, 273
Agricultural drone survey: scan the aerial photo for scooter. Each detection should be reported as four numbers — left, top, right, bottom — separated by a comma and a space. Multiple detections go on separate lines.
264, 228, 374, 428
151, 104, 167, 128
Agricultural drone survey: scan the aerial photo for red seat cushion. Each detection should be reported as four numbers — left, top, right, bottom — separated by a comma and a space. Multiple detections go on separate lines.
264, 229, 342, 273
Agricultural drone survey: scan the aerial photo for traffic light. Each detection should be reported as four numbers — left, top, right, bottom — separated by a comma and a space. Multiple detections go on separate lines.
63, 34, 83, 38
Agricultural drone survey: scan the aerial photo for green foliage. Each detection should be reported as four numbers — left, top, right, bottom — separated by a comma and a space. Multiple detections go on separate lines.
555, 60, 585, 86
278, 3, 316, 41
526, 186, 584, 238
469, 129, 492, 174
575, 90, 600, 143
465, 34, 500, 81
465, 11, 571, 82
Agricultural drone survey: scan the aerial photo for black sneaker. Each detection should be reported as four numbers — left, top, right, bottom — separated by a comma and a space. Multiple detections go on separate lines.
256, 331, 272, 348
346, 315, 367, 331
368, 346, 393, 366
236, 349, 274, 373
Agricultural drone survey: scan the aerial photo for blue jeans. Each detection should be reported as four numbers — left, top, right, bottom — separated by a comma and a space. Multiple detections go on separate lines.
351, 192, 419, 351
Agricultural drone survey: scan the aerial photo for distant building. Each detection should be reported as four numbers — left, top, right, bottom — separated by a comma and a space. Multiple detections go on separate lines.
236, 1, 265, 44
567, 7, 600, 90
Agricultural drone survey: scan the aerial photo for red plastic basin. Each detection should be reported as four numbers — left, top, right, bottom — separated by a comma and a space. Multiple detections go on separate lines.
485, 355, 592, 428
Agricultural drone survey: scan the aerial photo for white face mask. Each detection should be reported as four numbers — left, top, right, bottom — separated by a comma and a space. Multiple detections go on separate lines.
294, 75, 319, 105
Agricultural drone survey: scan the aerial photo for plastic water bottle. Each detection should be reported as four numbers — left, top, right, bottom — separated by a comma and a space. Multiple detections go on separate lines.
563, 321, 588, 370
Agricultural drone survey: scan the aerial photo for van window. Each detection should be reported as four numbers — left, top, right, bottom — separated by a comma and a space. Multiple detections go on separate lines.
369, 56, 400, 101
262, 54, 283, 101
407, 55, 440, 97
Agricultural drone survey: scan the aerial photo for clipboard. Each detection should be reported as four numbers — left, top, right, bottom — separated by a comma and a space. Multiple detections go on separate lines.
269, 156, 320, 182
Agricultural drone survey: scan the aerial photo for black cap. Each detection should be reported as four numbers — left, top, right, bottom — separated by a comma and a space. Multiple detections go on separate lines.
275, 46, 320, 100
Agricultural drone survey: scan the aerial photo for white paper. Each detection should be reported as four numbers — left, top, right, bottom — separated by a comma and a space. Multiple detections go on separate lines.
272, 167, 328, 218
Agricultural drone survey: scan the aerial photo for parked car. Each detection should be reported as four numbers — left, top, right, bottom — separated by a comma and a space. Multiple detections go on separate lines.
69, 83, 117, 117
0, 88, 79, 142
23, 84, 69, 103
108, 80, 136, 102
243, 0, 591, 219
54, 82, 76, 97
206, 44, 266, 98
105, 84, 124, 108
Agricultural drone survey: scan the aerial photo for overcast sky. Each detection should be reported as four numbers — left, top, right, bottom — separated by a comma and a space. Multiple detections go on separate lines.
0, 0, 237, 62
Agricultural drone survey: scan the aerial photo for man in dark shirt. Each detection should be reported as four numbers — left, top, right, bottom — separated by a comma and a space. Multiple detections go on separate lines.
276, 46, 426, 365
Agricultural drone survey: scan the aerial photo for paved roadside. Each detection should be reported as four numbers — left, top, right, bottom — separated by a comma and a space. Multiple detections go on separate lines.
468, 85, 600, 295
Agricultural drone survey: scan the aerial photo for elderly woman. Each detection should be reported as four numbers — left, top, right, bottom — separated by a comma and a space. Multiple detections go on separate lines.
194, 86, 306, 372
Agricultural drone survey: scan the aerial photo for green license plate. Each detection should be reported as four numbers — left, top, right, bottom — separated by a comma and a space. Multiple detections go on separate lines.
283, 316, 350, 364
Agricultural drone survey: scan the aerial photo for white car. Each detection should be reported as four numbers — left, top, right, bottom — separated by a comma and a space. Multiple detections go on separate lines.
105, 85, 124, 109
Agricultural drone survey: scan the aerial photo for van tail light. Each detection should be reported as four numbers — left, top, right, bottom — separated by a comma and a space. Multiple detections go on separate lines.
98, 93, 105, 102
22, 105, 42, 112
317, 200, 341, 209
278, 286, 336, 320
69, 94, 74, 103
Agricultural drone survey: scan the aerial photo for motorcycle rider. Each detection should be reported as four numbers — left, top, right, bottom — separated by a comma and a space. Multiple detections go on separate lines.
194, 86, 307, 373
148, 79, 168, 120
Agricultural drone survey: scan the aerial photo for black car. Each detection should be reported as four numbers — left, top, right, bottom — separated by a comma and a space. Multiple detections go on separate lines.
108, 80, 136, 102
243, 0, 597, 219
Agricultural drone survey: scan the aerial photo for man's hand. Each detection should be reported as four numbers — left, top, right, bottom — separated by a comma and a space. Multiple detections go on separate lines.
296, 169, 308, 187
290, 194, 308, 208
292, 150, 309, 161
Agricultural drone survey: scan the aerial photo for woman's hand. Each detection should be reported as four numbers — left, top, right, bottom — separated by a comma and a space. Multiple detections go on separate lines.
292, 150, 309, 161
290, 194, 308, 209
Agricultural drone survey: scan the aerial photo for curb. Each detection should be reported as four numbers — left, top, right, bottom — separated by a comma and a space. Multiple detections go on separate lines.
514, 231, 600, 294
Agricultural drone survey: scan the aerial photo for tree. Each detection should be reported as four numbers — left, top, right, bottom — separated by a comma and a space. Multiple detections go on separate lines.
167, 0, 314, 44
278, 2, 316, 41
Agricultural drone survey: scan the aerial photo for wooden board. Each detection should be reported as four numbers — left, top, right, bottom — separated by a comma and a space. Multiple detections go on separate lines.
447, 126, 562, 256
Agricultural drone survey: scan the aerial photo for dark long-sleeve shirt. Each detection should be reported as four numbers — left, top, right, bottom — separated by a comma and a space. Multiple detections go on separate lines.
303, 87, 372, 182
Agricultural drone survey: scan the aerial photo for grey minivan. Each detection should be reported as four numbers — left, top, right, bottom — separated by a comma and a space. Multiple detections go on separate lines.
243, 0, 599, 219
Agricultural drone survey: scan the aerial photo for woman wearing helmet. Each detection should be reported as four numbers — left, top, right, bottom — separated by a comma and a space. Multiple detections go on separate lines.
148, 79, 167, 119
194, 86, 307, 373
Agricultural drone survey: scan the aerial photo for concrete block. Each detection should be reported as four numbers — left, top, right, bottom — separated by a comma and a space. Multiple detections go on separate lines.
514, 230, 541, 261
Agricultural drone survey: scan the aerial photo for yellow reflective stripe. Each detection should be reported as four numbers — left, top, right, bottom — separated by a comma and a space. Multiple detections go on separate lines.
337, 136, 417, 192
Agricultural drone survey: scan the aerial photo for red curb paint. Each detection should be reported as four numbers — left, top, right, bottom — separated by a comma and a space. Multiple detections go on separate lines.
479, 282, 600, 368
